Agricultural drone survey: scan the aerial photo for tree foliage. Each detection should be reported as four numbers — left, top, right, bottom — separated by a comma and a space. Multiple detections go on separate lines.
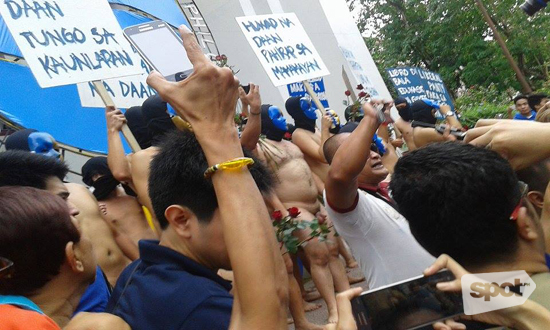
349, 0, 550, 99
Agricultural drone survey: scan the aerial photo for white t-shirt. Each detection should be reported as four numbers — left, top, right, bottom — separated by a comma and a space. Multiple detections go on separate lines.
324, 190, 435, 290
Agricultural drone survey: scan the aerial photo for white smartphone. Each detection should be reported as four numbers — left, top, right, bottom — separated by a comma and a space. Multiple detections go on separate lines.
124, 21, 193, 82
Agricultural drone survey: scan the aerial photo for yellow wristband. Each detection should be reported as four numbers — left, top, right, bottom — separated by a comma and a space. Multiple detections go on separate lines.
204, 157, 255, 179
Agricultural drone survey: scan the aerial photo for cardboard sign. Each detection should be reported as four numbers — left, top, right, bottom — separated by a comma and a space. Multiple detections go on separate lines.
339, 45, 379, 97
0, 0, 143, 88
386, 67, 454, 110
77, 58, 156, 108
236, 13, 329, 87
287, 78, 329, 108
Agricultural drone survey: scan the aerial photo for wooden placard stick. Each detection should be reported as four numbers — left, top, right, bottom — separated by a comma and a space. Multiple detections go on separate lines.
92, 80, 142, 152
302, 80, 326, 118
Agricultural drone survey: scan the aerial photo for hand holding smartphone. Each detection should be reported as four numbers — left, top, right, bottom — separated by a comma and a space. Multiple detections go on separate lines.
124, 21, 194, 82
351, 270, 464, 330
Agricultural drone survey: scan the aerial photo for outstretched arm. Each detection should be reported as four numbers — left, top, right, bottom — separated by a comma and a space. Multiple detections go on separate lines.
146, 25, 287, 330
326, 103, 381, 210
105, 107, 133, 185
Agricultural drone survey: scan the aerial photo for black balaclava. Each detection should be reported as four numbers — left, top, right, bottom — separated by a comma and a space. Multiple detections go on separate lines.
395, 97, 412, 122
261, 104, 286, 142
82, 157, 119, 201
410, 100, 437, 125
141, 95, 177, 146
125, 106, 152, 149
5, 129, 38, 151
285, 96, 316, 133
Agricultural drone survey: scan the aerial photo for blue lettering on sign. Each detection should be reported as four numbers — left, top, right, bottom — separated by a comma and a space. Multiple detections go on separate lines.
386, 67, 454, 111
272, 59, 321, 80
91, 28, 119, 45
252, 33, 283, 48
38, 49, 134, 79
287, 78, 330, 108
19, 27, 86, 48
4, 0, 64, 20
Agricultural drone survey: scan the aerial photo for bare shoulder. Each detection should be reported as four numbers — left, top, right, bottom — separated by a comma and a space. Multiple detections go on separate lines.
66, 183, 94, 200
65, 312, 130, 330
131, 147, 158, 164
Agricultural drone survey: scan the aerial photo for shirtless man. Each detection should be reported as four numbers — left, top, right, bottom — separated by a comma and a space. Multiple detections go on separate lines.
81, 157, 157, 248
255, 104, 350, 323
66, 183, 131, 286
285, 97, 359, 271
105, 96, 177, 235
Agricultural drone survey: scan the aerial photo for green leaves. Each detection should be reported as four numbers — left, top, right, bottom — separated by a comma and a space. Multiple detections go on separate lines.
348, 0, 550, 98
272, 211, 333, 254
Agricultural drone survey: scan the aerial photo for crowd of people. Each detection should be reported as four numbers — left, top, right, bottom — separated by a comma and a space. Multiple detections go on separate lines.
1, 25, 550, 330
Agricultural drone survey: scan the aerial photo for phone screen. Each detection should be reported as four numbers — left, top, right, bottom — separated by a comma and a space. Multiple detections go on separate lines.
352, 270, 463, 330
127, 25, 193, 80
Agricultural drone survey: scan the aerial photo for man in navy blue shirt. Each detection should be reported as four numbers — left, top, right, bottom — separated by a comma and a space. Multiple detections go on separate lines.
107, 26, 288, 330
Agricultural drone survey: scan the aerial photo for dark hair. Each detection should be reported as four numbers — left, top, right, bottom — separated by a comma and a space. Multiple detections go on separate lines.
0, 150, 68, 189
528, 94, 548, 111
0, 186, 80, 296
323, 133, 350, 164
516, 158, 550, 194
513, 95, 529, 105
149, 130, 273, 228
390, 142, 521, 267
5, 129, 38, 151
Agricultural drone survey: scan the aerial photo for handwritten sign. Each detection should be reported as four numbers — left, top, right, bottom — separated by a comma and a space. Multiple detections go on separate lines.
386, 67, 454, 110
0, 0, 143, 88
77, 58, 156, 108
236, 13, 329, 87
339, 45, 379, 97
287, 78, 329, 108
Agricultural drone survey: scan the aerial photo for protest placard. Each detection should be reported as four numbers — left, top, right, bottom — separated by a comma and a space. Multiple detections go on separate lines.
287, 78, 329, 108
77, 58, 156, 108
236, 13, 329, 87
386, 67, 454, 110
0, 0, 143, 88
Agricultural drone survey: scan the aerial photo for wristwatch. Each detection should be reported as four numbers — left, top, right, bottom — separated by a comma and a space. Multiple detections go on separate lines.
445, 111, 454, 118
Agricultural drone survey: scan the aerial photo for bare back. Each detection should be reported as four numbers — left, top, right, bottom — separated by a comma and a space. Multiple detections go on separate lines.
66, 183, 130, 286
255, 139, 320, 213
129, 147, 161, 234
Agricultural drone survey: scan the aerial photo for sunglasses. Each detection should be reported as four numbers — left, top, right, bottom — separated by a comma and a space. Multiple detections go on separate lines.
510, 181, 529, 221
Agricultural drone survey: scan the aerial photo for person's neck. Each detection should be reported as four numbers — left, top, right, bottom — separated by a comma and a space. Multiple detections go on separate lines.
160, 228, 217, 271
28, 266, 88, 328
358, 177, 383, 189
467, 252, 549, 276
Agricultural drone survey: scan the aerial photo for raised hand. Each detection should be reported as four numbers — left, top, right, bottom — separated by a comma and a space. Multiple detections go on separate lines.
240, 83, 261, 114
146, 25, 240, 142
105, 106, 126, 133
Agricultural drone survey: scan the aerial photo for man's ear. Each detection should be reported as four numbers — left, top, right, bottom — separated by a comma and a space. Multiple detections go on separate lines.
527, 191, 545, 211
165, 205, 194, 238
516, 205, 539, 242
65, 242, 84, 273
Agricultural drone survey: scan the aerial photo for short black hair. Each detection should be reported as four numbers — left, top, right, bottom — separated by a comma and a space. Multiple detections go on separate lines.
323, 133, 350, 164
513, 95, 529, 105
0, 186, 80, 296
148, 130, 273, 228
0, 150, 68, 189
391, 142, 521, 268
528, 94, 548, 110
